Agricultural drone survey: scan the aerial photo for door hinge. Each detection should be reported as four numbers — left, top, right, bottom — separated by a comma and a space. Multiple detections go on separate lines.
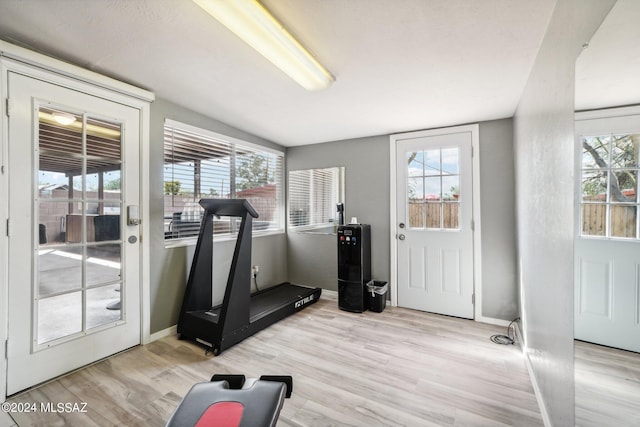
471, 220, 475, 231
472, 293, 475, 305
6, 219, 11, 237
4, 339, 7, 359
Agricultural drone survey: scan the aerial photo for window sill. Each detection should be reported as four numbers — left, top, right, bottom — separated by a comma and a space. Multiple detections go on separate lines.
289, 225, 338, 235
163, 228, 285, 249
578, 235, 640, 243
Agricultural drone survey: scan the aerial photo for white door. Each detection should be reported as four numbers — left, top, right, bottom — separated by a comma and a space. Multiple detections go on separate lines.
395, 130, 474, 318
6, 72, 141, 394
575, 109, 640, 353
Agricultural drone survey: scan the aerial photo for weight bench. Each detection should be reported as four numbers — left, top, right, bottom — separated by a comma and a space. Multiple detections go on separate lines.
166, 375, 292, 427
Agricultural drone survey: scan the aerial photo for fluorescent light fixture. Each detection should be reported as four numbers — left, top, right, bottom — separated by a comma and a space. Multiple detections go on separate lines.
193, 0, 334, 91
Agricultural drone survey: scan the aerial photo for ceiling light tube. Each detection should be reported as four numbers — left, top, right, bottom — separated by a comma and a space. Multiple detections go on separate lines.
193, 0, 334, 91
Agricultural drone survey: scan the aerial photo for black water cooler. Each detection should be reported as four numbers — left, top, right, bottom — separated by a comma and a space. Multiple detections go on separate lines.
337, 224, 371, 312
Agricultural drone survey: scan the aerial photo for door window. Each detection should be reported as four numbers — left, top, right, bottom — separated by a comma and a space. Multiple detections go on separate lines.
407, 148, 460, 230
580, 133, 640, 239
37, 105, 123, 346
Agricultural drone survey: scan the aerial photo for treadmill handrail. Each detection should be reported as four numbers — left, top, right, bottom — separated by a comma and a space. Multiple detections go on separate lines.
199, 198, 259, 218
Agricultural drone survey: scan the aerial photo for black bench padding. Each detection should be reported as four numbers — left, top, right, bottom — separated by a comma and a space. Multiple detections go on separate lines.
210, 374, 246, 389
166, 379, 286, 427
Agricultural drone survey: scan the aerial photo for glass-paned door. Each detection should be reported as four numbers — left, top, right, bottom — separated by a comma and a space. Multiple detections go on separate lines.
575, 110, 640, 353
396, 129, 474, 319
7, 72, 141, 394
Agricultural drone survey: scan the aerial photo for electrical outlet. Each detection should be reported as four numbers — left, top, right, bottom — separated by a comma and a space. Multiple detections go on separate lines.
252, 265, 259, 276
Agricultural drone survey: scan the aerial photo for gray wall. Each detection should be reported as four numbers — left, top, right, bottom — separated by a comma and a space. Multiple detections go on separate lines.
512, 0, 615, 425
149, 98, 288, 334
287, 119, 519, 322
478, 119, 518, 320
287, 135, 390, 289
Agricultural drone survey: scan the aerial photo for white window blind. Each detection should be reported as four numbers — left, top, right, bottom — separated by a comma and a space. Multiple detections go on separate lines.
163, 120, 284, 241
288, 167, 342, 228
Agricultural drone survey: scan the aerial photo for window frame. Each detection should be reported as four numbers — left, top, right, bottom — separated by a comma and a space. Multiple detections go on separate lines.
406, 147, 461, 231
578, 131, 640, 241
163, 119, 285, 247
287, 166, 345, 232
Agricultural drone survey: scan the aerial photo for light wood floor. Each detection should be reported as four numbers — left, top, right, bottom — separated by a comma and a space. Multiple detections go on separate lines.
7, 292, 545, 426
575, 340, 640, 427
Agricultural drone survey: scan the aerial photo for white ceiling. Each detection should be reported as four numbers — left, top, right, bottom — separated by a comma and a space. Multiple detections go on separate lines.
575, 0, 640, 111
0, 0, 635, 146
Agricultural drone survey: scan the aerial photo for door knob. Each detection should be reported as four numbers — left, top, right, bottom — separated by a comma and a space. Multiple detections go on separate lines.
398, 234, 405, 240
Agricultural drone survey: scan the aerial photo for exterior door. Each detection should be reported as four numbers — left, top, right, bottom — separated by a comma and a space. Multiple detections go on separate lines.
395, 129, 474, 318
575, 108, 640, 353
6, 72, 141, 394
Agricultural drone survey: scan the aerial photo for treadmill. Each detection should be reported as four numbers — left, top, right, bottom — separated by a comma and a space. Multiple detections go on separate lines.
177, 199, 322, 355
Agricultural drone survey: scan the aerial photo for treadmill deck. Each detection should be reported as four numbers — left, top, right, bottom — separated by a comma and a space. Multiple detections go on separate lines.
191, 282, 320, 323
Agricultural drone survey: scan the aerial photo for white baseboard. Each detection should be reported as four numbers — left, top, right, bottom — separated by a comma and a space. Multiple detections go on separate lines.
516, 323, 552, 427
475, 315, 512, 327
149, 324, 177, 342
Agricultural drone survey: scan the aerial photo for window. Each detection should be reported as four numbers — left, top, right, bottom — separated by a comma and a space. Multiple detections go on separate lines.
407, 148, 460, 230
580, 133, 639, 239
288, 167, 344, 229
163, 120, 284, 242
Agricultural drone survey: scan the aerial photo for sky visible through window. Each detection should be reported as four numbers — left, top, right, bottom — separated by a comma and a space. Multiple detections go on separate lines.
408, 148, 459, 200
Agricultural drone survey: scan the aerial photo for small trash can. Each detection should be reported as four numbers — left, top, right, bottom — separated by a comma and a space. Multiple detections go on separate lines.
366, 280, 388, 313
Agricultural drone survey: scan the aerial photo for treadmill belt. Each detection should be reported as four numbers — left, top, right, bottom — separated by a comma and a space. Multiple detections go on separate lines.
249, 283, 314, 322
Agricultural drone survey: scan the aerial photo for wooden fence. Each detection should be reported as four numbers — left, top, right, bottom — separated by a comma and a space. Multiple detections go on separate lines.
582, 204, 636, 238
408, 202, 459, 229
408, 201, 636, 236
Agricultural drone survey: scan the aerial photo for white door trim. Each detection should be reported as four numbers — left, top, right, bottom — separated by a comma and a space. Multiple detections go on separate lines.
575, 105, 640, 122
389, 124, 482, 320
0, 41, 153, 401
